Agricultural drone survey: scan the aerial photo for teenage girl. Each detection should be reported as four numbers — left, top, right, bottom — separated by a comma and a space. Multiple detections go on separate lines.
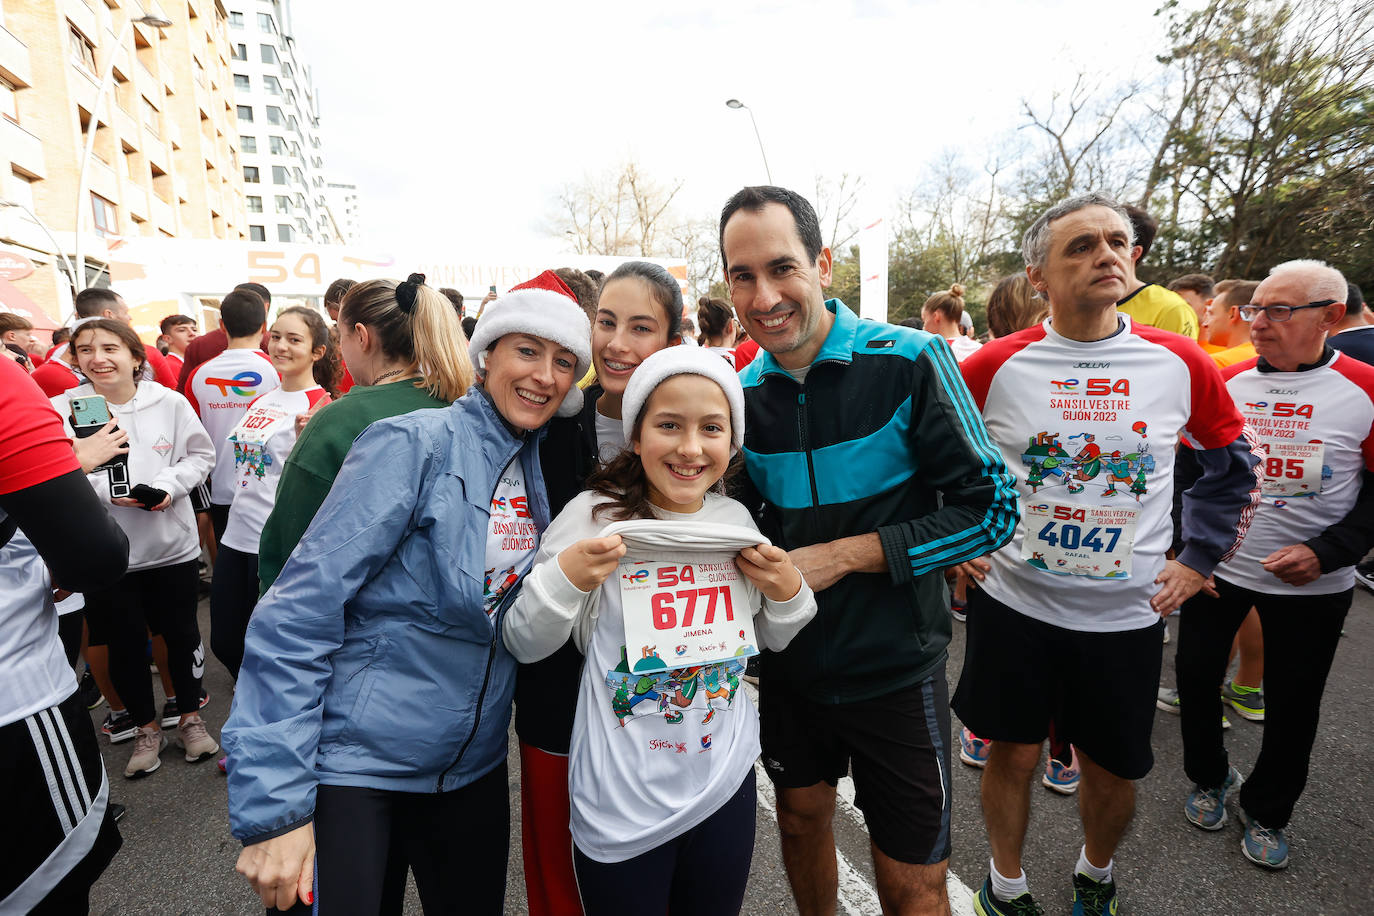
211, 306, 338, 680
505, 346, 818, 914
517, 260, 683, 915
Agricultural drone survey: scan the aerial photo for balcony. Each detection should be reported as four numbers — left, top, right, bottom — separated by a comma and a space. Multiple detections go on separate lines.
150, 193, 176, 233
1, 117, 46, 178
123, 183, 150, 222
87, 157, 120, 202
0, 23, 32, 87
64, 0, 98, 43
134, 60, 159, 106
173, 174, 189, 203
113, 104, 138, 143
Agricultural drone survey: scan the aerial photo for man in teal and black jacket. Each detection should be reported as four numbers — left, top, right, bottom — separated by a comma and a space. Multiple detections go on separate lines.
720, 185, 1017, 916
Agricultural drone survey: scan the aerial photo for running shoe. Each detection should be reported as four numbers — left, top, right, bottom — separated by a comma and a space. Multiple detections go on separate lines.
973, 877, 1044, 916
123, 726, 166, 778
1043, 747, 1081, 795
160, 688, 211, 728
1222, 681, 1265, 722
1156, 688, 1231, 728
1239, 808, 1290, 869
960, 726, 991, 768
79, 671, 105, 710
177, 714, 220, 763
952, 599, 968, 623
1071, 872, 1118, 916
1184, 764, 1243, 830
101, 709, 137, 744
1355, 557, 1374, 593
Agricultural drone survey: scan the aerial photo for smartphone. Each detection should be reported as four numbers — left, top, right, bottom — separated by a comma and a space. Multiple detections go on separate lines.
489, 285, 498, 294
70, 395, 111, 438
129, 484, 167, 510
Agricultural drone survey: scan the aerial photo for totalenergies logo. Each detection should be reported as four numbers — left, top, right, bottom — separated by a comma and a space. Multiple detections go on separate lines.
1050, 378, 1079, 392
204, 371, 264, 397
622, 568, 650, 584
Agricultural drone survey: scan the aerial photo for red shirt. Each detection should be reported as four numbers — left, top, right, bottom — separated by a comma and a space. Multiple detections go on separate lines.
143, 344, 177, 389
29, 357, 83, 398
0, 358, 79, 494
733, 338, 761, 372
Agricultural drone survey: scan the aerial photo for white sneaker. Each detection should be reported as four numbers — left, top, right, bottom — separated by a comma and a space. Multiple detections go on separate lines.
177, 713, 220, 762
124, 726, 167, 778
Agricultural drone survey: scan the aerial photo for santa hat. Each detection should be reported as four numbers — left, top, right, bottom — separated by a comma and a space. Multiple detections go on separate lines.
621, 347, 746, 453
467, 270, 592, 417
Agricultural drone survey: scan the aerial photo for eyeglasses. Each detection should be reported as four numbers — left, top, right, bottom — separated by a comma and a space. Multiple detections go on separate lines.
1238, 299, 1338, 322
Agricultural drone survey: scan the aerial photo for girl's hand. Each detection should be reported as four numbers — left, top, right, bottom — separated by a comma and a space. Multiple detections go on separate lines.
72, 420, 129, 473
558, 535, 626, 592
235, 821, 315, 911
736, 544, 803, 602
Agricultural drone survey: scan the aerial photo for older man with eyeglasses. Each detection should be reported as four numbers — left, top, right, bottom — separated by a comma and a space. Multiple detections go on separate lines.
1175, 259, 1374, 871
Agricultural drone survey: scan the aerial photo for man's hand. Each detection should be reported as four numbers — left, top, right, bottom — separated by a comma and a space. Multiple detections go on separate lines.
72, 420, 129, 473
558, 535, 626, 592
1261, 544, 1322, 587
111, 494, 172, 511
787, 534, 884, 594
235, 822, 315, 911
736, 544, 803, 602
954, 556, 991, 586
1151, 559, 1212, 615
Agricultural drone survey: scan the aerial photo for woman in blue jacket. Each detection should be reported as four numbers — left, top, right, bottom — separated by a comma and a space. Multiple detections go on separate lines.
223, 271, 592, 915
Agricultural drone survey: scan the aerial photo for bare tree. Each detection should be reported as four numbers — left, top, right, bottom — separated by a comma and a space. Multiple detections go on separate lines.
814, 173, 864, 252
552, 161, 685, 257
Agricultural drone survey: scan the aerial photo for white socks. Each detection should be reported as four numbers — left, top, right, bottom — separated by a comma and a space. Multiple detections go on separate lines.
989, 859, 1029, 902
1076, 845, 1114, 884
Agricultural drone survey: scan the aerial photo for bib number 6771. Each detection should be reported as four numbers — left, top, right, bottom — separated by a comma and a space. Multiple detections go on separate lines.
652, 586, 736, 630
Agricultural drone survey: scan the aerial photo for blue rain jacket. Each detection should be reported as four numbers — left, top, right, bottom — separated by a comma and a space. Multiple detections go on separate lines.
223, 389, 549, 844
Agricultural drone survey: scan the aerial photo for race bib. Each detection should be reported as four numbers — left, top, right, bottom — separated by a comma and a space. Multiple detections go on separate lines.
618, 555, 758, 675
229, 404, 293, 484
1020, 500, 1139, 579
1259, 442, 1324, 498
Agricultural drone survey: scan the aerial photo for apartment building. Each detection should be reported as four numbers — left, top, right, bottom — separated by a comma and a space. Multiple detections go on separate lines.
0, 0, 248, 325
227, 0, 339, 245
324, 177, 358, 244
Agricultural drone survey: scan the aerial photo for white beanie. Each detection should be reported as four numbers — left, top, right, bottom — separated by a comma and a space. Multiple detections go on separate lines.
620, 346, 746, 452
466, 270, 592, 417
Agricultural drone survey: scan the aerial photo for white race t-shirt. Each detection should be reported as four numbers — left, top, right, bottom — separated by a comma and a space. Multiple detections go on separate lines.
595, 410, 627, 463
960, 316, 1246, 631
484, 461, 536, 618
946, 335, 983, 363
1215, 351, 1374, 594
220, 386, 328, 554
187, 349, 279, 505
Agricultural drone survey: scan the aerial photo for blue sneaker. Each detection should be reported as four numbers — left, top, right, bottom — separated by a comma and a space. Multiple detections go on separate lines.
960, 726, 991, 768
1042, 747, 1081, 795
1071, 872, 1118, 916
1239, 809, 1290, 869
1184, 765, 1243, 830
973, 877, 1043, 915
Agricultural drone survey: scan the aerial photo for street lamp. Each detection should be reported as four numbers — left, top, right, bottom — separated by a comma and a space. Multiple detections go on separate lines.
72, 13, 173, 293
0, 199, 80, 291
725, 98, 773, 184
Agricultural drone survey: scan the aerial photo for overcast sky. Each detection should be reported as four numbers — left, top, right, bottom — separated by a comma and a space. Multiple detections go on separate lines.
287, 0, 1178, 260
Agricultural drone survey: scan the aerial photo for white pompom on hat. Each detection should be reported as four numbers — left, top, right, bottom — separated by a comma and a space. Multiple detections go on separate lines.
620, 346, 746, 452
467, 270, 593, 417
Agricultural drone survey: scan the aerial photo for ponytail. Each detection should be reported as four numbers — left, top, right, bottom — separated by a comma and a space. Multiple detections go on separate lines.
338, 278, 475, 402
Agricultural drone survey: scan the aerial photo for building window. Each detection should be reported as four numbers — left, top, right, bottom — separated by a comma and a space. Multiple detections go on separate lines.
243, 166, 260, 183
236, 104, 254, 122
233, 74, 250, 91
257, 13, 276, 33
266, 106, 283, 126
274, 194, 291, 213
69, 25, 97, 72
232, 43, 247, 61
0, 77, 17, 124
229, 11, 244, 28
271, 165, 288, 184
277, 224, 293, 242
249, 225, 265, 241
240, 134, 257, 153
91, 193, 118, 238
142, 98, 159, 136
263, 76, 282, 96
246, 195, 263, 212
260, 43, 277, 65
269, 135, 287, 155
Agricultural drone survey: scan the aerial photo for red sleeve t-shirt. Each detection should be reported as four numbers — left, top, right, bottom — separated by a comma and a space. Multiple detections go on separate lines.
0, 358, 80, 495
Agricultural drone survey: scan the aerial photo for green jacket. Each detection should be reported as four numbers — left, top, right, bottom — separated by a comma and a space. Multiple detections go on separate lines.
257, 379, 451, 594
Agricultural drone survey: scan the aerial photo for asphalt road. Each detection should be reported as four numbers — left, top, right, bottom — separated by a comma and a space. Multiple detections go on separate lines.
88, 587, 1372, 914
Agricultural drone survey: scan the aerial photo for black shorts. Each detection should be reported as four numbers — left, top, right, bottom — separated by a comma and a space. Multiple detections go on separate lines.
0, 688, 122, 912
760, 674, 952, 865
951, 588, 1163, 780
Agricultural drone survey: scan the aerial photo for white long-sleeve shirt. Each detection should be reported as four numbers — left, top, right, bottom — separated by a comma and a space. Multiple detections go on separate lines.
504, 490, 816, 862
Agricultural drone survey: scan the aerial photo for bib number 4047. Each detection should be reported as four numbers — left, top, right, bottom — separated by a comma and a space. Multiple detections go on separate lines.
652, 586, 736, 630
1035, 522, 1123, 552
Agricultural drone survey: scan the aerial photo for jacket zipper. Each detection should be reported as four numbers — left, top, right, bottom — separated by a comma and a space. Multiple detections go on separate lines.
795, 387, 830, 687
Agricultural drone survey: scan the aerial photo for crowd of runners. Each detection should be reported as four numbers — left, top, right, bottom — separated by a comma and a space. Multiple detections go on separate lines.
2, 186, 1371, 916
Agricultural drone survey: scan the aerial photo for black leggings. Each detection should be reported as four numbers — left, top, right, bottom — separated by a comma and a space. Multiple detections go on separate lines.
573, 768, 756, 915
58, 610, 84, 668
210, 545, 259, 680
84, 561, 203, 727
276, 761, 510, 915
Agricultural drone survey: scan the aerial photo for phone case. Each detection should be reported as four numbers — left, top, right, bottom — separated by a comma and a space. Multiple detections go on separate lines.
70, 395, 112, 428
